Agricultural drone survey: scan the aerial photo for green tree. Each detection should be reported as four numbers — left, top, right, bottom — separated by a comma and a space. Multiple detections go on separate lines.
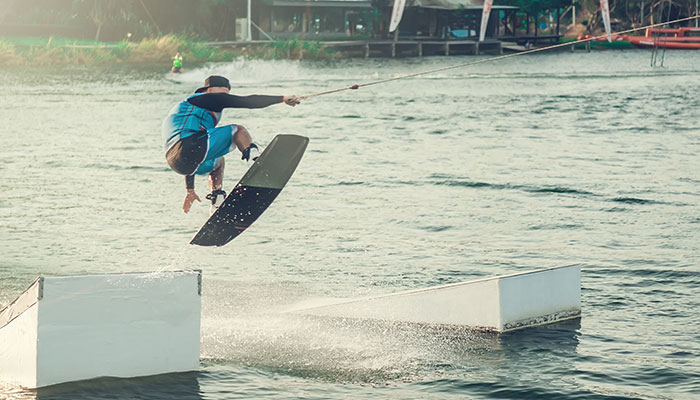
85, 0, 133, 41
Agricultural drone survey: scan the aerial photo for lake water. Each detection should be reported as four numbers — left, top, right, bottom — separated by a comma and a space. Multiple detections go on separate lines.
1, 50, 699, 399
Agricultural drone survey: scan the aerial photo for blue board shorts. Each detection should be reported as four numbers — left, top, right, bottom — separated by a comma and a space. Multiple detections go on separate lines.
166, 124, 237, 176
195, 124, 237, 175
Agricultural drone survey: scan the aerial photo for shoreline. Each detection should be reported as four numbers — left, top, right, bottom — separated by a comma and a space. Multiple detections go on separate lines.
0, 34, 341, 66
1, 33, 683, 67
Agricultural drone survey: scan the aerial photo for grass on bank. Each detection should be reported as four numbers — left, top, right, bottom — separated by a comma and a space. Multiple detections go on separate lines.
0, 34, 339, 66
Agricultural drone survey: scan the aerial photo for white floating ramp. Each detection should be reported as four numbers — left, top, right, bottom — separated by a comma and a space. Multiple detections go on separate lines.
290, 265, 581, 332
0, 270, 201, 389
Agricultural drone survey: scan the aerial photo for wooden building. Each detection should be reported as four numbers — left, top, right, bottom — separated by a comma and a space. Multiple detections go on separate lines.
382, 0, 519, 40
250, 0, 527, 43
254, 0, 374, 40
215, 0, 568, 57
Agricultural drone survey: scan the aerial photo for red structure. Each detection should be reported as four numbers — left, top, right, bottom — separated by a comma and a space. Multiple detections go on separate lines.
624, 27, 700, 49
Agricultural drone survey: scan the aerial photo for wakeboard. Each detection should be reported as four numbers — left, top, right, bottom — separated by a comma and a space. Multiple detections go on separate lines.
190, 134, 309, 247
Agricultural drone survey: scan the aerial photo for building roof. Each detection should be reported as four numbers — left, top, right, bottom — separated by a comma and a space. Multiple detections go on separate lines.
407, 0, 517, 9
270, 0, 372, 7
409, 0, 481, 7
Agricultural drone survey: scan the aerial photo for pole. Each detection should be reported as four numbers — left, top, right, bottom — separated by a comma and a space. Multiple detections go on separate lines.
696, 0, 699, 27
247, 0, 252, 41
138, 0, 162, 35
556, 8, 560, 37
300, 0, 311, 39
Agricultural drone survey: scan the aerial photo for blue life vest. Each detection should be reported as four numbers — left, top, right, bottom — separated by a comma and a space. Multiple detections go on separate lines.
162, 93, 222, 150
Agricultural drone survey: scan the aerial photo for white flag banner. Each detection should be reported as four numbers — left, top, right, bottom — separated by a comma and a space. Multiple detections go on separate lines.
479, 0, 493, 42
389, 0, 407, 33
600, 0, 612, 42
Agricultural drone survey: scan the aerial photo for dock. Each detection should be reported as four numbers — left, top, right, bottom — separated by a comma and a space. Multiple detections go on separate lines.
205, 38, 506, 58
322, 39, 504, 57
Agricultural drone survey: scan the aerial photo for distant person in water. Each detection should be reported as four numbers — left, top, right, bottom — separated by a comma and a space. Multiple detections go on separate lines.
162, 75, 300, 214
171, 52, 183, 74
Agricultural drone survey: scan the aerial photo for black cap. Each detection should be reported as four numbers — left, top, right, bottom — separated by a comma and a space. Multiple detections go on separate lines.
195, 75, 230, 93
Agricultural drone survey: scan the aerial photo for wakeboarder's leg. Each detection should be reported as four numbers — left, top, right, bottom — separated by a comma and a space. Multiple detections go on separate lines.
206, 158, 226, 214
208, 158, 224, 192
233, 125, 259, 161
233, 125, 252, 151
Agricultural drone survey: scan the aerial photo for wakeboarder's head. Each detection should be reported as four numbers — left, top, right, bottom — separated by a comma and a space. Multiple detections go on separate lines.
195, 75, 231, 94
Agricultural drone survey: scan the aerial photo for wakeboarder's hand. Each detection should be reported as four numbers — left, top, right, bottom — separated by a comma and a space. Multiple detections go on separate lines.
283, 95, 300, 107
183, 190, 201, 213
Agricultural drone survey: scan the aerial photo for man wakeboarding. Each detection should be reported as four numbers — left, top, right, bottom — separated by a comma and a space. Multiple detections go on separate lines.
171, 51, 183, 74
162, 75, 300, 214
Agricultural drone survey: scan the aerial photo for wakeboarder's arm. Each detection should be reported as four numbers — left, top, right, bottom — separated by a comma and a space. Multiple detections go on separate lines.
183, 175, 200, 214
187, 93, 299, 112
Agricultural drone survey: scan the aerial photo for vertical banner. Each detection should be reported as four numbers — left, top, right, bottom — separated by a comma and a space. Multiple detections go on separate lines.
479, 0, 493, 42
600, 0, 612, 42
389, 0, 407, 33
247, 0, 252, 41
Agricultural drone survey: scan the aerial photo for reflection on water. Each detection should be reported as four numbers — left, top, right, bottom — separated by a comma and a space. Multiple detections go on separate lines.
202, 306, 581, 385
0, 318, 582, 399
1, 372, 201, 400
